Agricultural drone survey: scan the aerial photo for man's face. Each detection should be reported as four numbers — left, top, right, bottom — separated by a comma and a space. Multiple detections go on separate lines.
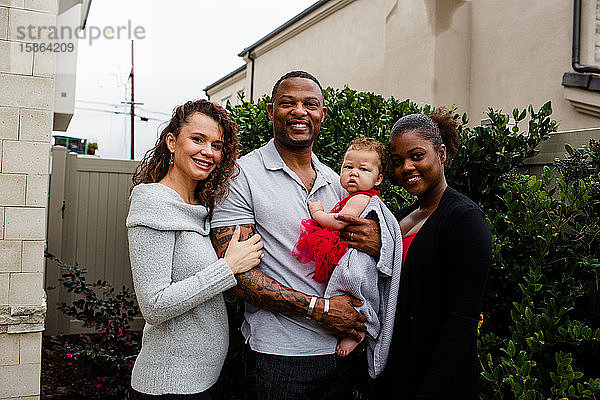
267, 77, 327, 150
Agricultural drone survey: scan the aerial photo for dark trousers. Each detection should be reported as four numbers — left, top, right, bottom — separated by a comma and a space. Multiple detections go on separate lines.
243, 343, 361, 400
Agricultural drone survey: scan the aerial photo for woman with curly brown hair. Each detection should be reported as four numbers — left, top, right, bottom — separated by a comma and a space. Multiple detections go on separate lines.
126, 100, 264, 399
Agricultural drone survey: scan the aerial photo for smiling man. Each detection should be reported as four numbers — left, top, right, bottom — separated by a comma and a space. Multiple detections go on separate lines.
211, 71, 380, 399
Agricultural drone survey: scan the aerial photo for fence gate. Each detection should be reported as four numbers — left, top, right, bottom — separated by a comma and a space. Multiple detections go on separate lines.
45, 146, 141, 335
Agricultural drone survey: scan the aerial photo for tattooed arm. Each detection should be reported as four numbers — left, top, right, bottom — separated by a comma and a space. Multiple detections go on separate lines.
211, 224, 366, 340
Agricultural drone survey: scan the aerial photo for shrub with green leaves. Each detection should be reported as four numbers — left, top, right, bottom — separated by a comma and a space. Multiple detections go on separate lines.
46, 252, 141, 399
226, 88, 600, 399
447, 103, 558, 211
479, 145, 600, 400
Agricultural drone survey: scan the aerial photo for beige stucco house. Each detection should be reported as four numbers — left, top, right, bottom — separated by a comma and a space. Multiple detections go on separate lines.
205, 0, 600, 160
0, 0, 90, 398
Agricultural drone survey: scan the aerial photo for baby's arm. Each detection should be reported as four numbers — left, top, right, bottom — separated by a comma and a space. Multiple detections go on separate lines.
309, 194, 371, 230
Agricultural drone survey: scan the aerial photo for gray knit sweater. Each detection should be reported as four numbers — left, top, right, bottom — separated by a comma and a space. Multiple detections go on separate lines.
126, 183, 237, 395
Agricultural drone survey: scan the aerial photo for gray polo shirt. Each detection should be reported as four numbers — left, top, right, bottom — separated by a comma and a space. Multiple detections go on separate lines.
211, 138, 346, 356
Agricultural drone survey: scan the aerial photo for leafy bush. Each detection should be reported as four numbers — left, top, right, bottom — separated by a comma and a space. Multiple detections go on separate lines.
46, 251, 141, 399
478, 142, 600, 400
227, 89, 600, 399
447, 103, 558, 211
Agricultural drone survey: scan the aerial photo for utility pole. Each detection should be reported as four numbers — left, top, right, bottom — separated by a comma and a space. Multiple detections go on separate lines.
122, 40, 143, 160
130, 40, 135, 160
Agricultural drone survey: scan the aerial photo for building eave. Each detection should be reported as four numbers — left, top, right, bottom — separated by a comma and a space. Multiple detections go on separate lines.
205, 0, 354, 99
238, 0, 355, 59
237, 0, 332, 57
81, 0, 92, 28
58, 0, 92, 28
204, 64, 247, 94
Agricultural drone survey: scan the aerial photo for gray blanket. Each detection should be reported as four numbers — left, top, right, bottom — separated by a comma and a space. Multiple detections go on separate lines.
324, 195, 403, 378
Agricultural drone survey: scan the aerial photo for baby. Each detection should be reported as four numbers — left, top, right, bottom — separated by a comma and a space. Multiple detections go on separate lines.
293, 137, 389, 356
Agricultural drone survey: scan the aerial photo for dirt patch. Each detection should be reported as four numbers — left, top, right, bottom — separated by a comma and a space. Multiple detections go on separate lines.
41, 332, 242, 400
42, 335, 97, 399
41, 334, 137, 400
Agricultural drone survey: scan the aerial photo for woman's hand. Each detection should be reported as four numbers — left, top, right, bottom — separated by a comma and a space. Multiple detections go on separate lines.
336, 214, 381, 258
223, 226, 264, 274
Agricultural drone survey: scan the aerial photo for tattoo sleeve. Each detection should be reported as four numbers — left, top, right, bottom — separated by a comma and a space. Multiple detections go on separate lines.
210, 224, 311, 317
210, 224, 255, 257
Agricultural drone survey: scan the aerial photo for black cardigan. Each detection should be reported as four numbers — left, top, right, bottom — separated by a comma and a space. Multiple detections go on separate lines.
377, 187, 492, 399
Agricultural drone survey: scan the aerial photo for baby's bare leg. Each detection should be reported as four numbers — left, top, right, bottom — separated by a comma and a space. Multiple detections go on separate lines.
336, 331, 365, 357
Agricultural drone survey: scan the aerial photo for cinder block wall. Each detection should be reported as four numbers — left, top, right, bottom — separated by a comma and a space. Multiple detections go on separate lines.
0, 1, 57, 399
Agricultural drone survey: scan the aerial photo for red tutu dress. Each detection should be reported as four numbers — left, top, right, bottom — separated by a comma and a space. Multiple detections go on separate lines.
293, 189, 381, 282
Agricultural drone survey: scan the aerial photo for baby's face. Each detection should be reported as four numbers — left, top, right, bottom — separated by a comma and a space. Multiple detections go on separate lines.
340, 150, 383, 194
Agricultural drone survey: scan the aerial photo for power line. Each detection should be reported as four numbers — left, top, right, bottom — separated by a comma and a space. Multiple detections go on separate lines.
76, 101, 170, 118
74, 106, 164, 122
77, 99, 126, 107
75, 106, 125, 114
137, 106, 171, 117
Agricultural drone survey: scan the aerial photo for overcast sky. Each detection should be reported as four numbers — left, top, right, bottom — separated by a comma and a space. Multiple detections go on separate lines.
61, 0, 317, 160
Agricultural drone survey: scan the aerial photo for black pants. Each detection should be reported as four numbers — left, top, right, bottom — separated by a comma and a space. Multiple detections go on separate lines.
243, 343, 363, 400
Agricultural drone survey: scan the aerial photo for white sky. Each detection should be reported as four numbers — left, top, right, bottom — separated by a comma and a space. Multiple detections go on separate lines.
61, 0, 317, 160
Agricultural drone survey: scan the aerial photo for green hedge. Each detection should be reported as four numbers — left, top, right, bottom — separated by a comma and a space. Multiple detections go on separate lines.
227, 87, 600, 399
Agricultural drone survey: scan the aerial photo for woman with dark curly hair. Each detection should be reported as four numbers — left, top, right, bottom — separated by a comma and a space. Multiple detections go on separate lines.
377, 113, 491, 399
126, 100, 264, 399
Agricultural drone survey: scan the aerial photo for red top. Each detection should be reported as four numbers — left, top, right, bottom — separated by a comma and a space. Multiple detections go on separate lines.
402, 233, 417, 263
330, 189, 381, 213
292, 189, 381, 282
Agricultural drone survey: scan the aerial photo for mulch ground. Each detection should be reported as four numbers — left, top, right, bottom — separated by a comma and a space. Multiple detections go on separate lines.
42, 334, 101, 399
40, 332, 244, 400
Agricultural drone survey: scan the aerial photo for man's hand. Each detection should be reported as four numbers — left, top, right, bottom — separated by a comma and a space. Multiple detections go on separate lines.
336, 213, 381, 258
314, 294, 366, 342
212, 224, 368, 339
212, 225, 348, 320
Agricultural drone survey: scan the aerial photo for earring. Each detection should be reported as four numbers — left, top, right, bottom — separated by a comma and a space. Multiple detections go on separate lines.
169, 153, 174, 166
